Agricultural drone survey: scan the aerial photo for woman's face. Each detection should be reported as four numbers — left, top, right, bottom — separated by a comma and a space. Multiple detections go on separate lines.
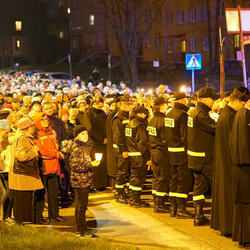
40, 116, 49, 128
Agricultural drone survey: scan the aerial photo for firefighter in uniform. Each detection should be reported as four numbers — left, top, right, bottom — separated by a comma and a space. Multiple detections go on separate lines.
125, 105, 150, 207
187, 87, 218, 226
148, 96, 171, 213
165, 92, 194, 219
112, 95, 134, 204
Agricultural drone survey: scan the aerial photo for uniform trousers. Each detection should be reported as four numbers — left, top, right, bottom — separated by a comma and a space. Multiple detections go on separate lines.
192, 162, 213, 205
169, 163, 193, 197
151, 150, 170, 195
129, 160, 147, 189
115, 153, 130, 186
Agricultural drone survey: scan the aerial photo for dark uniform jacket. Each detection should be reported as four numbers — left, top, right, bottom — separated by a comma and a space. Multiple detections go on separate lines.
165, 102, 189, 165
148, 111, 168, 151
187, 102, 216, 171
125, 116, 150, 167
112, 109, 130, 154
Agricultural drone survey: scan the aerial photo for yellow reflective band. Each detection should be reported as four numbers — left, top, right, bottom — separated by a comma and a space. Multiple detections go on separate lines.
152, 190, 157, 194
168, 147, 185, 152
113, 144, 119, 148
155, 191, 168, 197
176, 193, 188, 198
169, 192, 188, 198
115, 184, 124, 189
187, 150, 205, 157
128, 152, 142, 156
169, 192, 178, 197
130, 185, 142, 191
193, 195, 205, 201
122, 120, 129, 124
125, 183, 130, 186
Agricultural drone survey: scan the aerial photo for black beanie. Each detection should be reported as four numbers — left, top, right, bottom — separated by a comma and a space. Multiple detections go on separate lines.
73, 125, 87, 138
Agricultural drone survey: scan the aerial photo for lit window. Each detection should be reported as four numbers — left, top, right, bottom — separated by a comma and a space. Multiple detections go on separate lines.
234, 34, 240, 47
189, 8, 196, 23
89, 15, 95, 26
67, 8, 71, 14
168, 41, 173, 54
177, 10, 184, 25
190, 37, 196, 52
202, 36, 209, 51
16, 40, 21, 50
15, 21, 22, 31
59, 31, 64, 39
181, 40, 186, 52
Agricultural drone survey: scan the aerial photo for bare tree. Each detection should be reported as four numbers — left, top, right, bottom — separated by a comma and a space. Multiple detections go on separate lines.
101, 0, 165, 88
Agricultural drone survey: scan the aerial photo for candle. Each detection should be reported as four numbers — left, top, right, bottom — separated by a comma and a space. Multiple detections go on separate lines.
95, 153, 103, 161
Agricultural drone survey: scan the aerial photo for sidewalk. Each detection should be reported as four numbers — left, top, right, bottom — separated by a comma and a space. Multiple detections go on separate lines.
41, 189, 240, 250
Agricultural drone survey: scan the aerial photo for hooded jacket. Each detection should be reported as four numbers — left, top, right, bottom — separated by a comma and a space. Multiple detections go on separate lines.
34, 118, 60, 175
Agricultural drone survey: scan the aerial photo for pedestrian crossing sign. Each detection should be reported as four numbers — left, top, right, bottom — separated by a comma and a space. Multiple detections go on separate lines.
186, 54, 202, 70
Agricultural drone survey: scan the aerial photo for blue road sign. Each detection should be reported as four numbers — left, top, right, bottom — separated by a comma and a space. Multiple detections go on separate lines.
186, 54, 202, 70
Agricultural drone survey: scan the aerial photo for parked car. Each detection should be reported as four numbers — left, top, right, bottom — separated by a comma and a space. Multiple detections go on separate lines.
33, 72, 74, 85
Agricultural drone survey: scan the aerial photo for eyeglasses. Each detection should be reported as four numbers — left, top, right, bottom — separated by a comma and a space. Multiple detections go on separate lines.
43, 107, 53, 111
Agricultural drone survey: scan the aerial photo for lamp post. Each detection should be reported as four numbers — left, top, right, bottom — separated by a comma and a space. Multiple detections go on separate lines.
219, 27, 233, 99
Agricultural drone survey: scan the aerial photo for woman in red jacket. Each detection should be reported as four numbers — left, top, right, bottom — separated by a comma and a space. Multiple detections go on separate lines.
35, 114, 66, 222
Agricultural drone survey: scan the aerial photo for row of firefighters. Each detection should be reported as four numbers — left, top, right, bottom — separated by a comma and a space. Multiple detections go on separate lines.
110, 86, 249, 228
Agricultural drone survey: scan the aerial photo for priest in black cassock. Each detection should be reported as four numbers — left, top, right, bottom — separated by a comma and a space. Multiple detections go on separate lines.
229, 102, 250, 247
211, 86, 250, 236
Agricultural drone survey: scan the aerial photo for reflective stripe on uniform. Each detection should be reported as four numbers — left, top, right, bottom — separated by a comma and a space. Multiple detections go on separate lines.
152, 190, 157, 194
129, 185, 142, 191
122, 120, 129, 124
169, 192, 188, 198
128, 152, 142, 156
155, 191, 168, 197
193, 194, 205, 201
187, 150, 205, 157
113, 144, 119, 148
115, 184, 124, 189
168, 147, 185, 152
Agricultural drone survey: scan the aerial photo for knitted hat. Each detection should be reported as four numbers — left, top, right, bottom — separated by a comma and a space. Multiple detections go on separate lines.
73, 125, 87, 138
17, 117, 33, 130
198, 87, 219, 100
0, 119, 10, 130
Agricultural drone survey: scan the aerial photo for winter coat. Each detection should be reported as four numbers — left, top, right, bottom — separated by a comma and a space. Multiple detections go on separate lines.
8, 131, 44, 191
47, 115, 68, 147
34, 119, 60, 175
66, 140, 93, 189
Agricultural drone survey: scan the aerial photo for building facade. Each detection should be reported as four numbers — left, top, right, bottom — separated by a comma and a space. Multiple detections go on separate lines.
68, 0, 250, 74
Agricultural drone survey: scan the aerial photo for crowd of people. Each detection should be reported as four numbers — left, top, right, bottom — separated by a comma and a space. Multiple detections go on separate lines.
0, 71, 250, 246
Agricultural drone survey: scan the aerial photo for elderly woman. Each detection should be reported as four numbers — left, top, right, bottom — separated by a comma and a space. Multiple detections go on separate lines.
9, 117, 43, 224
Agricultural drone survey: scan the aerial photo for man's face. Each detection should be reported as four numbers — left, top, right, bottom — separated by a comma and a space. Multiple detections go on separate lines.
43, 104, 53, 116
0, 129, 10, 138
